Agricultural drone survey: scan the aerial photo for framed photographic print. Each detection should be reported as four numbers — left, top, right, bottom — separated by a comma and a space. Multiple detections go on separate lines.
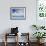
10, 7, 26, 20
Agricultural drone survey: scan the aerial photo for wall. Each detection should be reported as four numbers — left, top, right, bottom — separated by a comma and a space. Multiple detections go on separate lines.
0, 0, 36, 42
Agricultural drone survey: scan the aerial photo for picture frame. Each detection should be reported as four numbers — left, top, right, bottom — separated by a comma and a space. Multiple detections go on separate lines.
10, 7, 26, 20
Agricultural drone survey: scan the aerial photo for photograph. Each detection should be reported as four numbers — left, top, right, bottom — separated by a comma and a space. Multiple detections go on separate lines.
1, 0, 46, 46
10, 7, 26, 20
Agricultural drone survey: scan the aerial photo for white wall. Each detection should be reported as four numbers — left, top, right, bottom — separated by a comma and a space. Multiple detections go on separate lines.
0, 0, 36, 42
